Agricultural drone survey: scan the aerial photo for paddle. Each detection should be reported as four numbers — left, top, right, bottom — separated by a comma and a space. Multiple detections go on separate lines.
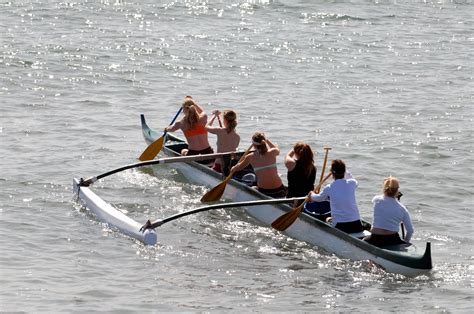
139, 196, 305, 231
138, 107, 183, 161
271, 146, 332, 231
200, 144, 253, 203
80, 151, 243, 187
271, 173, 332, 231
317, 146, 332, 193
397, 192, 405, 239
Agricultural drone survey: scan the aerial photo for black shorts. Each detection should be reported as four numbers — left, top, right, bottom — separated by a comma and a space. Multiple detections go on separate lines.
258, 185, 287, 198
335, 220, 365, 233
365, 233, 406, 248
187, 146, 214, 165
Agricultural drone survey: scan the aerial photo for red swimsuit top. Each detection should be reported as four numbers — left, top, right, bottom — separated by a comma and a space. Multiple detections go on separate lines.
183, 124, 207, 137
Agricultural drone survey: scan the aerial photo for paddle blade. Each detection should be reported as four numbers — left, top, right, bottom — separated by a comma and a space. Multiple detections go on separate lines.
139, 136, 164, 161
200, 145, 252, 203
271, 203, 305, 231
200, 180, 228, 203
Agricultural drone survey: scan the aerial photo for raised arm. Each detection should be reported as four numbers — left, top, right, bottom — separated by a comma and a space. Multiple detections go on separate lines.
195, 104, 208, 124
284, 149, 296, 171
193, 102, 205, 114
206, 111, 221, 134
265, 137, 280, 155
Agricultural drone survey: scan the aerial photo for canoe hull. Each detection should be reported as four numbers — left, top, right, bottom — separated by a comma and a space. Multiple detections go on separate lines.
141, 114, 432, 277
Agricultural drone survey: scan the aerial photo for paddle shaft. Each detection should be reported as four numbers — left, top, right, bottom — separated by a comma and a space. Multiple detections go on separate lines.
200, 144, 254, 202
142, 197, 305, 230
138, 107, 183, 161
81, 151, 247, 186
317, 147, 331, 193
164, 107, 183, 137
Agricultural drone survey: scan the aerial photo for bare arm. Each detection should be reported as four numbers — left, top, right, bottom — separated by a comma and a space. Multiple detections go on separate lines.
265, 138, 280, 155
165, 120, 183, 132
193, 102, 205, 114
284, 149, 296, 171
198, 110, 208, 125
207, 113, 217, 127
230, 154, 251, 173
206, 112, 221, 134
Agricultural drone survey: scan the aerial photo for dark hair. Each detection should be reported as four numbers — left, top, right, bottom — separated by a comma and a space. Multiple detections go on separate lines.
330, 159, 346, 179
223, 110, 237, 134
293, 142, 315, 178
252, 132, 267, 155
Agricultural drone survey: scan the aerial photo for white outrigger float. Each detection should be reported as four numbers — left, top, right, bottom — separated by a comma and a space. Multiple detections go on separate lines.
73, 178, 158, 245
72, 114, 433, 277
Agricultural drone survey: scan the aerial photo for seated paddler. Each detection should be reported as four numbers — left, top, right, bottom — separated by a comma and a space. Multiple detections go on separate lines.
230, 132, 287, 198
206, 109, 240, 174
165, 96, 214, 165
363, 176, 414, 247
306, 159, 365, 234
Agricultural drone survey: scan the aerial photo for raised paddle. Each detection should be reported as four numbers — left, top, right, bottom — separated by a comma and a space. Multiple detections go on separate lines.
80, 151, 244, 187
200, 144, 253, 203
139, 107, 183, 161
271, 173, 332, 231
139, 197, 306, 231
317, 146, 332, 193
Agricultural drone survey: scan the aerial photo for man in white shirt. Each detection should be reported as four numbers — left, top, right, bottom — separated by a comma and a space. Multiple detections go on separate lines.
307, 159, 365, 233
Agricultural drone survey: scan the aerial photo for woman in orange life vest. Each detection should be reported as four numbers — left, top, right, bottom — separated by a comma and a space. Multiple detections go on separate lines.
230, 132, 287, 198
165, 96, 214, 164
205, 109, 240, 174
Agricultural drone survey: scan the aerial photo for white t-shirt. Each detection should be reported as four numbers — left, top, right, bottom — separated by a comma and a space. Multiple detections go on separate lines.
310, 174, 361, 225
372, 195, 414, 242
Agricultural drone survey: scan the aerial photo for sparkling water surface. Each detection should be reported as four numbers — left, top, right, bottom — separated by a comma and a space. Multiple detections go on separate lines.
0, 0, 472, 312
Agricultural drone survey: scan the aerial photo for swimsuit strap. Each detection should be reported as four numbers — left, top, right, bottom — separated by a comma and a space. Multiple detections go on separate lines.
253, 163, 277, 172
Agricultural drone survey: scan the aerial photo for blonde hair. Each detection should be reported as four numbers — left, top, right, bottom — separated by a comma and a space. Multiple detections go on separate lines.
223, 110, 237, 134
182, 99, 199, 129
252, 132, 267, 155
383, 176, 400, 197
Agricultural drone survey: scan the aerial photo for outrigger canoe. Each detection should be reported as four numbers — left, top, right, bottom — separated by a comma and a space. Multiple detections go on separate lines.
140, 114, 432, 277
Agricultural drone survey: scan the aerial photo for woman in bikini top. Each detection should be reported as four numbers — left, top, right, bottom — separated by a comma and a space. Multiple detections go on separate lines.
165, 96, 214, 157
231, 132, 286, 198
206, 109, 240, 173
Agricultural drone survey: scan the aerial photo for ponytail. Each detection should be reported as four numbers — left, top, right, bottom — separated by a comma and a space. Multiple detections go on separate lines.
182, 99, 199, 129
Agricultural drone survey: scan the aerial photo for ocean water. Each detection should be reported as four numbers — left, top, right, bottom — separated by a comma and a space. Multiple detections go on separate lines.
0, 0, 472, 312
